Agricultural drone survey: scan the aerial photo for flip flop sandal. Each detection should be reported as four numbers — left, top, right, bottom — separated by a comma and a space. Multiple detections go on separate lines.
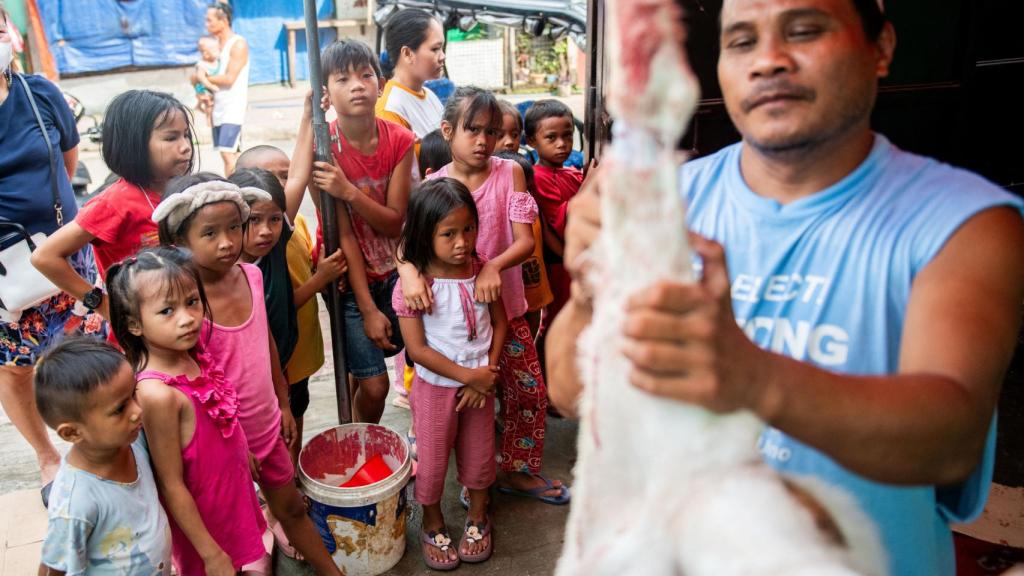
458, 516, 493, 563
421, 528, 460, 571
496, 474, 571, 505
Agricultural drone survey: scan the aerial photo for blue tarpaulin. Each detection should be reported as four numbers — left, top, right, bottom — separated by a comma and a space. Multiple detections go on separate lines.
39, 0, 208, 74
39, 0, 339, 84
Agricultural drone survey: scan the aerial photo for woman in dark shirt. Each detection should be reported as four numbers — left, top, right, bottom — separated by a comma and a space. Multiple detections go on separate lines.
0, 7, 104, 505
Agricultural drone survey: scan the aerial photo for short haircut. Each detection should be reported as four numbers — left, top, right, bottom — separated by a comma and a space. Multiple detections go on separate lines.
497, 100, 523, 133
384, 9, 440, 64
321, 39, 381, 80
524, 99, 574, 139
494, 151, 535, 194
850, 0, 886, 41
106, 246, 210, 369
399, 177, 479, 274
157, 172, 229, 245
102, 90, 195, 188
197, 35, 219, 51
237, 145, 288, 170
229, 167, 286, 213
35, 337, 129, 428
208, 2, 232, 26
442, 86, 502, 133
418, 128, 452, 179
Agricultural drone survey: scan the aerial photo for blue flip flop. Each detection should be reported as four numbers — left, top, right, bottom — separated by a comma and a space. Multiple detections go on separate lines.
496, 474, 571, 505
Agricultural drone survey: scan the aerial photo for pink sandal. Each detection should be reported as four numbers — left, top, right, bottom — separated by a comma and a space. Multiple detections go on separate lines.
421, 528, 460, 571
458, 516, 493, 563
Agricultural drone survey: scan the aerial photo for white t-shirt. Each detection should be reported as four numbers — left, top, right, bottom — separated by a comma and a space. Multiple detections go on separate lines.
375, 79, 444, 138
213, 34, 250, 126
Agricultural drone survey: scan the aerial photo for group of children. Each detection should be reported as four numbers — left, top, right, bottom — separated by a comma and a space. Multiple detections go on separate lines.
31, 32, 588, 574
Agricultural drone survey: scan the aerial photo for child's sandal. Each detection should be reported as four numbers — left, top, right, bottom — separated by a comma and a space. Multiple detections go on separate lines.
458, 516, 493, 563
421, 528, 459, 571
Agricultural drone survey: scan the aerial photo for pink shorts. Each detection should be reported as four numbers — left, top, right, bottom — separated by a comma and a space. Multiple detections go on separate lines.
258, 436, 295, 489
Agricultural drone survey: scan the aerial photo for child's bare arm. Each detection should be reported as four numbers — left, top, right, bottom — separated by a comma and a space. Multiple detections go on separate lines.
314, 149, 412, 238
487, 298, 509, 367
395, 256, 434, 313
540, 216, 565, 257
285, 94, 316, 221
268, 338, 297, 447
31, 222, 107, 318
339, 205, 396, 351
400, 316, 497, 395
293, 249, 347, 308
137, 381, 234, 575
475, 221, 534, 303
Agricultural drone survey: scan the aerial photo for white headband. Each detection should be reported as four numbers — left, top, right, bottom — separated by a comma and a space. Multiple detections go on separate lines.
151, 181, 271, 234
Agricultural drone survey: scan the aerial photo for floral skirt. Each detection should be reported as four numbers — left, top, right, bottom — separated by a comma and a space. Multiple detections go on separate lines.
1, 247, 107, 367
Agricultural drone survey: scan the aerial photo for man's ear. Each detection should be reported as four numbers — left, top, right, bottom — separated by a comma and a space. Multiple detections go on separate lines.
56, 422, 82, 444
875, 22, 896, 78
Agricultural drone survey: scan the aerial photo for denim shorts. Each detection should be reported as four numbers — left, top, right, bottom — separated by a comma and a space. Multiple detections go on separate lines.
343, 270, 403, 379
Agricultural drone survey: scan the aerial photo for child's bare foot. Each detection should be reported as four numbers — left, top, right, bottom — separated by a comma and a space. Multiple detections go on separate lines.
498, 471, 568, 501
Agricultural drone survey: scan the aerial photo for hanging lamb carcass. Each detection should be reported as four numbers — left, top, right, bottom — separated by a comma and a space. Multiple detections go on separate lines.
556, 1, 887, 574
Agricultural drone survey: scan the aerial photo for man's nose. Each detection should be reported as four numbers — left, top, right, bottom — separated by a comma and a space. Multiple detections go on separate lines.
749, 36, 796, 79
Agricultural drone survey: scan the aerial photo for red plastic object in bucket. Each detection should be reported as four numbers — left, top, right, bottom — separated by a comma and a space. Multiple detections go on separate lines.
341, 454, 394, 487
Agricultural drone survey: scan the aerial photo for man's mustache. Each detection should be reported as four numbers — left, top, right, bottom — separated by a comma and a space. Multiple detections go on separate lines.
740, 82, 817, 113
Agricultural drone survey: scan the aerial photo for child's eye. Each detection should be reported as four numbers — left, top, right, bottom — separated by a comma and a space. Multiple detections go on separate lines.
231, 224, 241, 230
158, 307, 173, 316
187, 297, 199, 307
113, 403, 126, 415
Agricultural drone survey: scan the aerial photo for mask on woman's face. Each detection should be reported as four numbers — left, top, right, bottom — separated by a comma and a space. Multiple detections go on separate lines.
0, 42, 12, 73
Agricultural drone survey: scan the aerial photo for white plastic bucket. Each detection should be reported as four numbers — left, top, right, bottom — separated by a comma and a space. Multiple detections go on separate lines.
299, 424, 412, 576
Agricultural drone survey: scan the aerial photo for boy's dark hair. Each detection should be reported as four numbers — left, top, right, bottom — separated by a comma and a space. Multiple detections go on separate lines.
384, 9, 440, 68
209, 1, 232, 26
442, 86, 502, 134
229, 168, 286, 213
237, 145, 288, 170
102, 90, 195, 188
157, 172, 229, 245
35, 338, 129, 428
322, 39, 381, 80
107, 246, 211, 370
524, 99, 574, 139
399, 177, 479, 274
494, 151, 536, 194
418, 129, 452, 180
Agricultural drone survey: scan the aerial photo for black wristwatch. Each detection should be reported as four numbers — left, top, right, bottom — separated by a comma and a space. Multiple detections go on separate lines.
82, 287, 104, 311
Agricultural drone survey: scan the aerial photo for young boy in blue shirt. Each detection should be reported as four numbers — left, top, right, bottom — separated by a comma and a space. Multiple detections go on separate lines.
35, 338, 172, 575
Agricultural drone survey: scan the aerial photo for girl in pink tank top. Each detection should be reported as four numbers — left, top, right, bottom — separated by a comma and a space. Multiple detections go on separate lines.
107, 246, 268, 575
399, 88, 571, 516
153, 175, 344, 575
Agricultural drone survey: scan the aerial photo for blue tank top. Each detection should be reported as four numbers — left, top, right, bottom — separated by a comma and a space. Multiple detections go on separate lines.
680, 134, 1023, 576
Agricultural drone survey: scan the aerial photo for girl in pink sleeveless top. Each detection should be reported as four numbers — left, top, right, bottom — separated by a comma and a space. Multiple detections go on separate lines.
152, 175, 344, 575
400, 87, 570, 516
106, 246, 267, 575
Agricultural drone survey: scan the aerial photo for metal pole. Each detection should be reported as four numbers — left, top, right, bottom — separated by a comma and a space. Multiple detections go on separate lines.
303, 0, 352, 425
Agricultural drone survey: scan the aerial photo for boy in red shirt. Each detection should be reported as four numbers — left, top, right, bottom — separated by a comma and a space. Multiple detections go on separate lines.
525, 99, 583, 321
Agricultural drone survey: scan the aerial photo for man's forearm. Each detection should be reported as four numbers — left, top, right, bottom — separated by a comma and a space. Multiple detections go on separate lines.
546, 299, 592, 418
758, 350, 995, 485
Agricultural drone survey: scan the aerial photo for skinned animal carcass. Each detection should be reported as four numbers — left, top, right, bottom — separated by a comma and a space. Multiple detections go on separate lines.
555, 1, 887, 574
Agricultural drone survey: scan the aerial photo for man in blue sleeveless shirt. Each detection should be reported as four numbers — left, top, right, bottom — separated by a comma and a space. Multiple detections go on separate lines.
548, 0, 1024, 574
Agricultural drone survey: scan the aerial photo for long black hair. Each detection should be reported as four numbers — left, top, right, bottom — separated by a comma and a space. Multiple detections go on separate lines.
398, 177, 478, 274
229, 168, 285, 212
106, 246, 211, 370
384, 8, 440, 76
157, 172, 230, 245
102, 90, 195, 188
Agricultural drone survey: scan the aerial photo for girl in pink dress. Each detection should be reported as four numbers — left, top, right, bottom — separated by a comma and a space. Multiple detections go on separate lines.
398, 87, 571, 507
153, 175, 344, 576
106, 246, 267, 575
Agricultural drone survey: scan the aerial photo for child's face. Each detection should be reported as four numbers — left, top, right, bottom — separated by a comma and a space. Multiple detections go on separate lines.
327, 65, 380, 117
69, 363, 143, 451
131, 271, 204, 353
180, 202, 243, 274
198, 41, 219, 63
405, 21, 446, 83
432, 205, 477, 268
243, 200, 284, 260
149, 108, 193, 184
528, 115, 575, 168
445, 108, 499, 170
496, 113, 522, 154
256, 153, 290, 188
